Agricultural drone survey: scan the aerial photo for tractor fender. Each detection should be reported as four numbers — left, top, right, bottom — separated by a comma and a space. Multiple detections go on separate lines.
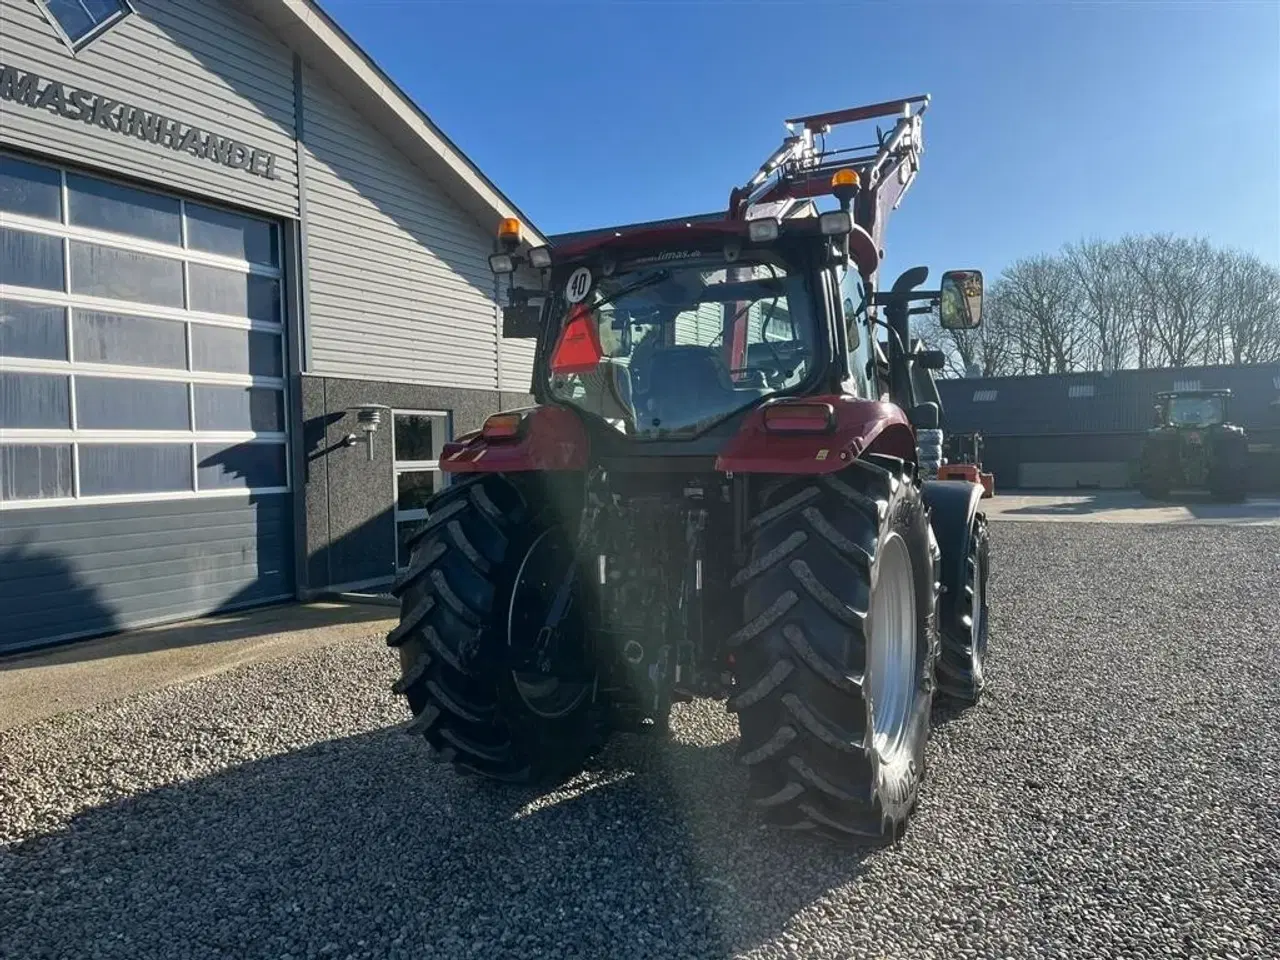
921, 479, 986, 614
715, 396, 916, 475
439, 405, 589, 474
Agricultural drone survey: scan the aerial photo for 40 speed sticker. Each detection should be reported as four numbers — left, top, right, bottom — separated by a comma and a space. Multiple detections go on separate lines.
565, 266, 593, 304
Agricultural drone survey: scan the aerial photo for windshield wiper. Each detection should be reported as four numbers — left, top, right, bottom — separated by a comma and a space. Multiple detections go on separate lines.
584, 269, 671, 313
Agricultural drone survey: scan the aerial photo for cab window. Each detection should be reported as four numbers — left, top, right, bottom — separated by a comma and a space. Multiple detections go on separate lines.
840, 265, 872, 398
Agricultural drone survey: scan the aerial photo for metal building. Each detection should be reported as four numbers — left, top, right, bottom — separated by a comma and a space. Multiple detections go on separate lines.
936, 364, 1280, 492
1, 0, 542, 652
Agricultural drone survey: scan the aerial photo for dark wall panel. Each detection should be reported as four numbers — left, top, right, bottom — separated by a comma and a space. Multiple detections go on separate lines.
300, 375, 521, 592
0, 493, 293, 653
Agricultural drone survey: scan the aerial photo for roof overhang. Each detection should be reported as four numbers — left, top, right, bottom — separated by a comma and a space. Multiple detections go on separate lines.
237, 0, 545, 245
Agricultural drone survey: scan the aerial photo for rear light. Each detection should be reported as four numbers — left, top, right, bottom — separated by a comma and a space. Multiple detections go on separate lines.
488, 253, 515, 274
762, 402, 836, 434
528, 245, 552, 268
482, 412, 524, 441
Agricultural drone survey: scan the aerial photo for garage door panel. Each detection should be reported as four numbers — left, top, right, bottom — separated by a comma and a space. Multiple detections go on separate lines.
2, 534, 290, 596
5, 565, 291, 632
9, 508, 258, 547
0, 494, 292, 649
0, 154, 293, 652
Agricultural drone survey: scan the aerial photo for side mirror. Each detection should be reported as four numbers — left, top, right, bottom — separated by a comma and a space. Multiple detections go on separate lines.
1152, 403, 1164, 426
915, 349, 946, 371
502, 303, 542, 339
939, 269, 983, 330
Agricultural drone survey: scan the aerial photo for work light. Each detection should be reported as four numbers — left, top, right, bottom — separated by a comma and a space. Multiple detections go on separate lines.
748, 218, 780, 242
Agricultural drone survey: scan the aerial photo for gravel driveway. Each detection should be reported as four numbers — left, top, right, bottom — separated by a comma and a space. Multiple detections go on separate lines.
2, 522, 1277, 960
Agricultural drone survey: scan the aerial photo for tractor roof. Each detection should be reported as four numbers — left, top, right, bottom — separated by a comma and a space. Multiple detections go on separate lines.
547, 208, 880, 277
550, 216, 740, 261
1156, 389, 1232, 399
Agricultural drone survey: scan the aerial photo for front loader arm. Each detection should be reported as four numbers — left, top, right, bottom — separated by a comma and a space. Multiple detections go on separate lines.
734, 95, 928, 286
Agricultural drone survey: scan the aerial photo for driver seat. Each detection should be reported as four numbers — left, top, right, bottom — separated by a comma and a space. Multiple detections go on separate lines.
637, 345, 751, 428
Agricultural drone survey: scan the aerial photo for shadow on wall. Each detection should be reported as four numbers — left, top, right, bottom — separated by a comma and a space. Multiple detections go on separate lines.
300, 404, 399, 592
3, 717, 882, 960
1, 441, 296, 658
0, 534, 120, 655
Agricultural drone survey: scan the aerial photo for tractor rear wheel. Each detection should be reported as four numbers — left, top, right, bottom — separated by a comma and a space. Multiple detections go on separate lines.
935, 513, 990, 704
1137, 444, 1170, 500
728, 456, 939, 843
387, 474, 606, 784
1208, 433, 1249, 503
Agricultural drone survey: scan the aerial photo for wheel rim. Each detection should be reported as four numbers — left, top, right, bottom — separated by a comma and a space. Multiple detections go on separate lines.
970, 548, 987, 674
867, 532, 918, 764
507, 530, 594, 719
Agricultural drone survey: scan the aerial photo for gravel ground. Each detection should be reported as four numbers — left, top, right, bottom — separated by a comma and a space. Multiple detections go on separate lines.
2, 522, 1277, 960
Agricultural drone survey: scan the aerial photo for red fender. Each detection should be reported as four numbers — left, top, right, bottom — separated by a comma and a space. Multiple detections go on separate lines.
715, 396, 916, 475
439, 405, 589, 474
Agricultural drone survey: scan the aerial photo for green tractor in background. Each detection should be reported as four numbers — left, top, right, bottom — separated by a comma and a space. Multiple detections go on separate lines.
1137, 389, 1249, 502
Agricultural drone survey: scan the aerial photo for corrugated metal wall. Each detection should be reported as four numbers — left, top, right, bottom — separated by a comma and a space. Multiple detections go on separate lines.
936, 365, 1280, 491
0, 0, 299, 217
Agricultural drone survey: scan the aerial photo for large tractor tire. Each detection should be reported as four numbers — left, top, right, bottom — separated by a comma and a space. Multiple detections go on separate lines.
1137, 441, 1170, 500
387, 474, 607, 784
934, 513, 990, 704
1208, 431, 1249, 503
728, 455, 939, 843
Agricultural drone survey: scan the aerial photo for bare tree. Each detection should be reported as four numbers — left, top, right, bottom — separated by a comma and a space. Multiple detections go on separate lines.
996, 255, 1086, 373
1209, 250, 1280, 364
922, 234, 1278, 376
1063, 238, 1134, 371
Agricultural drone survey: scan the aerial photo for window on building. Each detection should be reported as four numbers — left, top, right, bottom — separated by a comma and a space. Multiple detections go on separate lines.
973, 389, 998, 402
1068, 384, 1095, 399
0, 153, 287, 507
392, 411, 452, 571
36, 0, 133, 51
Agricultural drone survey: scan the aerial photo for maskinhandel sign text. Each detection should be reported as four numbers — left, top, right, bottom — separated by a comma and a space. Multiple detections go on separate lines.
0, 63, 280, 181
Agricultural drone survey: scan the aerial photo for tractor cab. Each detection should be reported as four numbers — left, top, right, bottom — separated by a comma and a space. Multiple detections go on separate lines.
533, 234, 823, 441
1154, 390, 1231, 429
487, 95, 984, 458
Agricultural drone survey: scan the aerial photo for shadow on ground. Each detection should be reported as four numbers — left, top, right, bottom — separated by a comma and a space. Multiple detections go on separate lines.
0, 602, 394, 673
994, 489, 1280, 521
2, 706, 953, 960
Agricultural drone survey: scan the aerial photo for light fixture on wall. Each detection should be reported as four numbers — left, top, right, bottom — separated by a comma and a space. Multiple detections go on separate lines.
345, 404, 388, 462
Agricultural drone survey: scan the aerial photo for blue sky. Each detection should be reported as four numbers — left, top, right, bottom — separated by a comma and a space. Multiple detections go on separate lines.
321, 0, 1279, 284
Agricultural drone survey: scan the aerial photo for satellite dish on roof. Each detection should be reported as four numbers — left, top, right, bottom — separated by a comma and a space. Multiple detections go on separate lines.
965, 363, 982, 379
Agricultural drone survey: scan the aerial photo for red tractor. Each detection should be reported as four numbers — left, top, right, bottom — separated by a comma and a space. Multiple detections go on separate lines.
388, 95, 992, 843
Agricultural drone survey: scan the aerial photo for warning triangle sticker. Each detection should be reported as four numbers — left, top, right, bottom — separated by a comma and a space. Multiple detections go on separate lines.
550, 304, 604, 375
